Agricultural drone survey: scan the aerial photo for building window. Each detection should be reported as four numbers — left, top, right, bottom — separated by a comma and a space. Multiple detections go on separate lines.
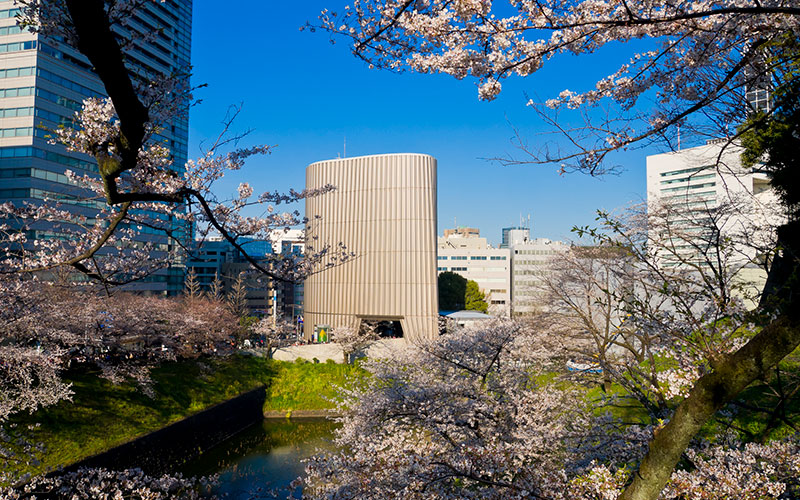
451, 267, 467, 271
437, 267, 447, 271
0, 106, 33, 118
451, 256, 467, 260
0, 127, 34, 137
660, 173, 715, 185
35, 88, 83, 112
0, 66, 34, 78
437, 256, 448, 260
0, 26, 22, 36
660, 182, 716, 193
0, 40, 37, 53
490, 256, 506, 260
659, 166, 710, 177
470, 256, 487, 260
0, 8, 22, 18
0, 86, 34, 98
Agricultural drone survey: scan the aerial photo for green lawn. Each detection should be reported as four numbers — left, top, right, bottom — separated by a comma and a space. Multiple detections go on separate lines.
6, 355, 365, 478
265, 359, 367, 411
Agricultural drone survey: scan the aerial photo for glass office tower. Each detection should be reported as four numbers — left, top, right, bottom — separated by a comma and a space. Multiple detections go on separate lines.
0, 0, 192, 294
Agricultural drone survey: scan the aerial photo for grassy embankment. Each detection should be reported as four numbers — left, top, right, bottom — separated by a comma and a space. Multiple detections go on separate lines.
7, 355, 365, 478
572, 350, 800, 442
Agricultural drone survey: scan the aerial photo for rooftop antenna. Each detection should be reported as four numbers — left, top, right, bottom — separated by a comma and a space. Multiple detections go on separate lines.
454, 216, 457, 229
343, 136, 346, 158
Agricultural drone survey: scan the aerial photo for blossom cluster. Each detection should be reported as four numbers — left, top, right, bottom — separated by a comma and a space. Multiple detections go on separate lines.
317, 0, 800, 171
1, 467, 218, 499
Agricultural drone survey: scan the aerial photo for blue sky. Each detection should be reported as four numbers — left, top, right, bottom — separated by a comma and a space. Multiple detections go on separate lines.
188, 1, 655, 246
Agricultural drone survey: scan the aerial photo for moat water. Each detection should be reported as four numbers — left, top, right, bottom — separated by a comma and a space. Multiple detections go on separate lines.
176, 418, 339, 499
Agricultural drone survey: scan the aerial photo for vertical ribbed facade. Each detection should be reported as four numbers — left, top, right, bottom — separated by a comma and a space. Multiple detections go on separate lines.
304, 153, 438, 342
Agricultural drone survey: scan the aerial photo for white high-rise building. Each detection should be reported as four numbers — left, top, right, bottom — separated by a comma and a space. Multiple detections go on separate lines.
646, 141, 773, 213
646, 141, 782, 300
500, 226, 530, 249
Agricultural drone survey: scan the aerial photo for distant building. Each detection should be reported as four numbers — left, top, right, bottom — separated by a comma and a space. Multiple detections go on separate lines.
444, 310, 493, 329
438, 230, 488, 250
437, 234, 511, 317
272, 229, 305, 321
510, 238, 570, 317
646, 141, 781, 300
186, 237, 278, 318
304, 153, 438, 342
443, 227, 480, 238
500, 226, 530, 249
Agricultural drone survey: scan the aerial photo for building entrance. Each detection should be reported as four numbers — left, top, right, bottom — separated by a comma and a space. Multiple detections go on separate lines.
359, 318, 404, 339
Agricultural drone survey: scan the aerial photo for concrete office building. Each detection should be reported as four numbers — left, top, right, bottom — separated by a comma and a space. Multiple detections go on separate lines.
437, 231, 487, 250
271, 229, 305, 321
443, 227, 479, 238
646, 141, 781, 298
304, 153, 438, 342
510, 238, 569, 317
187, 230, 306, 322
500, 226, 530, 249
0, 0, 192, 294
186, 238, 276, 317
437, 229, 511, 316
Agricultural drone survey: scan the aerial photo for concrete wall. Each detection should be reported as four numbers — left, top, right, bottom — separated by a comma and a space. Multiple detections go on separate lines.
304, 153, 438, 342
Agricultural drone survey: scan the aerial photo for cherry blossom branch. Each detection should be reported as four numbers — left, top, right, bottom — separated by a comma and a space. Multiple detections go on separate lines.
8, 202, 131, 279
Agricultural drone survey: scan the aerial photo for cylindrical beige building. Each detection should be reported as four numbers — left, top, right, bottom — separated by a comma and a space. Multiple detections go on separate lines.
304, 153, 438, 342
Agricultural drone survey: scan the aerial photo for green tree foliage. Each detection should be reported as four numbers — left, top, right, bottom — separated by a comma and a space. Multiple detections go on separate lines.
740, 36, 800, 306
465, 280, 488, 313
741, 37, 800, 217
438, 271, 466, 311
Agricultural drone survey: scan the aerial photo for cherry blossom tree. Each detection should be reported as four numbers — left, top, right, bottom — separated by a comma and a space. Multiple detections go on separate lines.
540, 198, 778, 410
316, 3, 800, 498
1, 0, 353, 288
304, 319, 593, 500
0, 466, 218, 499
1, 284, 238, 417
0, 281, 239, 485
304, 319, 800, 500
331, 324, 380, 363
315, 0, 799, 172
253, 318, 297, 358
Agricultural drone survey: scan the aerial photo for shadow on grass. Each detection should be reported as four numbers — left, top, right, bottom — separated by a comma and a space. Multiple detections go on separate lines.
6, 354, 278, 478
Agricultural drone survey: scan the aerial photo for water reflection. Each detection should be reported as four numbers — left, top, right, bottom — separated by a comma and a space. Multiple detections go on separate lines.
177, 418, 339, 499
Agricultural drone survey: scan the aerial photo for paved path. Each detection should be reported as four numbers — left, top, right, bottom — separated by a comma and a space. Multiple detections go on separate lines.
272, 338, 406, 363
